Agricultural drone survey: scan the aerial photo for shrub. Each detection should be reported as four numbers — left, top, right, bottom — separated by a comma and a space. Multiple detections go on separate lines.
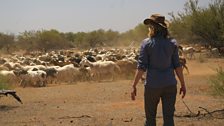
197, 54, 206, 63
210, 66, 224, 97
0, 75, 10, 90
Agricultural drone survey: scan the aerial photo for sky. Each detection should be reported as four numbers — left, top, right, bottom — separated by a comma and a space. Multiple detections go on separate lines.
0, 0, 211, 34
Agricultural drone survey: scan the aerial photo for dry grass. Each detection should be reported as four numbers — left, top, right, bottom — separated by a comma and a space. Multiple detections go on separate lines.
210, 66, 224, 97
0, 75, 11, 90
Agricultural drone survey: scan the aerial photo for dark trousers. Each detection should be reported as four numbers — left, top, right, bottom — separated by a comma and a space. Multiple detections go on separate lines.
144, 85, 177, 126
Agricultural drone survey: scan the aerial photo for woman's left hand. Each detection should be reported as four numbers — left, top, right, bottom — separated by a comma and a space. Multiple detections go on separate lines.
131, 86, 137, 100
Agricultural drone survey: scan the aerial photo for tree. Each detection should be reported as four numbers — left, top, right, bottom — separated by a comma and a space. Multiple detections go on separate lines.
0, 33, 15, 53
169, 0, 224, 47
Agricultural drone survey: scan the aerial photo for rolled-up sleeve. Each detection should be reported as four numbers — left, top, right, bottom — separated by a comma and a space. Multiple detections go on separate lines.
172, 42, 181, 69
137, 42, 149, 71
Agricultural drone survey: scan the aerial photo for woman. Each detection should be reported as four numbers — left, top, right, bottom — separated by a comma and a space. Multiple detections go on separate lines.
131, 14, 186, 126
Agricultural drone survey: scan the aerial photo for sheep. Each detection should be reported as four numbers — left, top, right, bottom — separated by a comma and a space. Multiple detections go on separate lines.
0, 70, 20, 85
22, 65, 47, 71
19, 69, 47, 88
55, 64, 80, 83
116, 59, 137, 78
2, 62, 23, 70
0, 70, 15, 77
210, 48, 220, 57
86, 55, 97, 62
80, 59, 121, 81
0, 65, 9, 71
0, 58, 7, 64
43, 68, 58, 84
219, 47, 224, 56
78, 67, 92, 81
180, 46, 196, 59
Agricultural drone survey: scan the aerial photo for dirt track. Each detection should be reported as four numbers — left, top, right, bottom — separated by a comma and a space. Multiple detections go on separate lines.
1, 58, 224, 126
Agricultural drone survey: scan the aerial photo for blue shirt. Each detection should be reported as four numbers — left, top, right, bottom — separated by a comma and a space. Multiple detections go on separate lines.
137, 36, 181, 88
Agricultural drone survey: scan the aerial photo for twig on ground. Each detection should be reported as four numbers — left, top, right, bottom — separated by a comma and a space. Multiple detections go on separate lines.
58, 115, 92, 119
175, 99, 224, 119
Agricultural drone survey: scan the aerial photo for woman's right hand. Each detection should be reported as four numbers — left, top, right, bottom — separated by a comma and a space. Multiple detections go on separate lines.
179, 85, 186, 99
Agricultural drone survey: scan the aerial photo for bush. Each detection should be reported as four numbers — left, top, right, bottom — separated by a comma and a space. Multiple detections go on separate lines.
210, 66, 224, 97
197, 54, 206, 63
169, 0, 224, 48
0, 75, 10, 90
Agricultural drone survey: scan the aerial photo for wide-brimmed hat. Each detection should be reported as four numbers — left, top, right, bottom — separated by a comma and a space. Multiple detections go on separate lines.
143, 14, 169, 28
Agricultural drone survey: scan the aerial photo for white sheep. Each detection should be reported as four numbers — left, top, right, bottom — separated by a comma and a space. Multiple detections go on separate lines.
0, 70, 18, 85
19, 69, 47, 87
55, 64, 80, 83
80, 59, 121, 81
2, 62, 23, 70
22, 65, 47, 71
182, 46, 196, 59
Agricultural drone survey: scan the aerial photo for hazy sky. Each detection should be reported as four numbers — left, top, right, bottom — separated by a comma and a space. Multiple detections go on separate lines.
0, 0, 211, 34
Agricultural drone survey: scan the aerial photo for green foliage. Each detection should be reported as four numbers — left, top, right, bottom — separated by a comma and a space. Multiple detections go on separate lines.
169, 0, 224, 47
0, 12, 145, 51
0, 33, 15, 53
72, 29, 120, 48
210, 66, 224, 97
13, 23, 147, 51
63, 32, 75, 42
0, 33, 14, 48
17, 29, 72, 51
17, 30, 42, 51
85, 29, 106, 48
38, 29, 71, 51
0, 75, 10, 90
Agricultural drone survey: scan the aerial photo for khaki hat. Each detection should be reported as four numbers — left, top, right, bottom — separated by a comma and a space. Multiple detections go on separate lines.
143, 14, 169, 28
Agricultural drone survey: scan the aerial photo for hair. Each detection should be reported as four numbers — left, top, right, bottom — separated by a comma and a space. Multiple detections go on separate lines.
148, 22, 169, 38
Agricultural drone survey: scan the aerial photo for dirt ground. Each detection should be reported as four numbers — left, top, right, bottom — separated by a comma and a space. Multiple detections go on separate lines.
1, 58, 224, 126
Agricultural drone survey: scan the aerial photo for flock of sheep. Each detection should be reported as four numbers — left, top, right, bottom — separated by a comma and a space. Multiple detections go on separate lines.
0, 48, 138, 87
0, 44, 220, 88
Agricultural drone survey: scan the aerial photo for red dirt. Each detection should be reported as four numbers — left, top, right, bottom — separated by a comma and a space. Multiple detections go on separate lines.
0, 58, 224, 126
